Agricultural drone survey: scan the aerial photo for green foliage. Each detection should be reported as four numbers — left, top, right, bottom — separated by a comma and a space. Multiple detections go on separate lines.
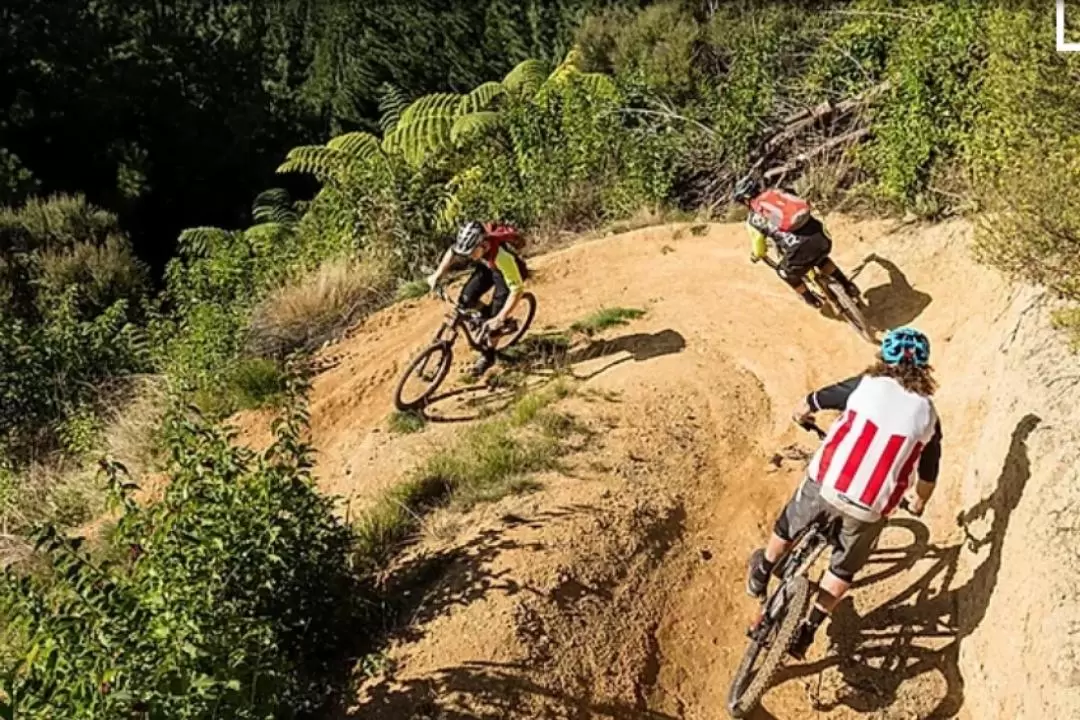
579, 3, 699, 101
355, 382, 575, 565
570, 306, 647, 335
859, 2, 982, 206
387, 410, 426, 435
0, 375, 361, 718
0, 196, 149, 463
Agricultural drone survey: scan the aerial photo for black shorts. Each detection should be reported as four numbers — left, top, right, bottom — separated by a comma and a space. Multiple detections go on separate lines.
457, 252, 528, 318
773, 477, 885, 582
778, 230, 832, 277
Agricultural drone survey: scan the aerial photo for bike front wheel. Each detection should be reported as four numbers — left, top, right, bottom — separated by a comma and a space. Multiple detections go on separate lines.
727, 575, 812, 718
823, 278, 874, 344
393, 341, 454, 411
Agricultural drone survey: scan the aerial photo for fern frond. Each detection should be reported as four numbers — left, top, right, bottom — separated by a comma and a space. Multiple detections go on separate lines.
327, 132, 384, 164
451, 112, 501, 144
276, 145, 344, 182
503, 59, 548, 95
458, 82, 504, 114
577, 72, 620, 100
397, 93, 462, 127
377, 83, 410, 134
252, 188, 297, 225
177, 227, 235, 258
384, 93, 464, 164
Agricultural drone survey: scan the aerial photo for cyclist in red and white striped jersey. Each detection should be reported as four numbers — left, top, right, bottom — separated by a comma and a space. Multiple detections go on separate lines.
746, 327, 942, 660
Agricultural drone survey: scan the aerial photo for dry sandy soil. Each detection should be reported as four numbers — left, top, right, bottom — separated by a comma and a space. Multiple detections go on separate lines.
238, 218, 1080, 719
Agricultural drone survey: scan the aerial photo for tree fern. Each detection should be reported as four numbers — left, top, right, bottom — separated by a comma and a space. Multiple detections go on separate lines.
327, 131, 385, 164
252, 189, 298, 225
451, 112, 502, 144
458, 81, 504, 114
377, 83, 411, 134
384, 93, 463, 165
503, 58, 548, 95
177, 227, 237, 259
276, 145, 345, 183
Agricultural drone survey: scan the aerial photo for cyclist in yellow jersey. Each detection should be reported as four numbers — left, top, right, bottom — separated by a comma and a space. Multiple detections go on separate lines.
427, 220, 529, 376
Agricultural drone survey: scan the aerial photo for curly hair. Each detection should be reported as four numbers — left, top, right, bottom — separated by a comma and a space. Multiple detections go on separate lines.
865, 358, 937, 397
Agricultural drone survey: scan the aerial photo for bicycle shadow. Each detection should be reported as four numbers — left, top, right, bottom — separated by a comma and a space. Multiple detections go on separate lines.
506, 328, 687, 380
848, 253, 933, 332
419, 329, 686, 422
770, 413, 1040, 717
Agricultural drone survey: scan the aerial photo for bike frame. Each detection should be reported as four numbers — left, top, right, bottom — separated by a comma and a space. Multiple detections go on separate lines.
753, 516, 838, 642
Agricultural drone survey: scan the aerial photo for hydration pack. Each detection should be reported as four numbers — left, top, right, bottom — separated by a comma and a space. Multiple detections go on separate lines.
750, 189, 811, 232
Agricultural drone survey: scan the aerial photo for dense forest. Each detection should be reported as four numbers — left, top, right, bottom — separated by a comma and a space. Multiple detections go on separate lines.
0, 0, 640, 274
1, 0, 1078, 716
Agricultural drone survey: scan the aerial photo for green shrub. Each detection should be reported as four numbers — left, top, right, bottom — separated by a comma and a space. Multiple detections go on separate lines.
387, 410, 426, 434
0, 375, 361, 718
570, 306, 646, 336
355, 382, 575, 565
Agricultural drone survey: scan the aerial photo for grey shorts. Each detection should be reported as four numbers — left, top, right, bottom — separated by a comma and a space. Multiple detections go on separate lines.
773, 477, 885, 582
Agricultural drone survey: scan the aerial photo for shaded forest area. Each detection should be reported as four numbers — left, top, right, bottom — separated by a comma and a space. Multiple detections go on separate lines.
0, 0, 636, 274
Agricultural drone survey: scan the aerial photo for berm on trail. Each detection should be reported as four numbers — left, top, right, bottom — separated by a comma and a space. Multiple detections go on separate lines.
236, 218, 1080, 720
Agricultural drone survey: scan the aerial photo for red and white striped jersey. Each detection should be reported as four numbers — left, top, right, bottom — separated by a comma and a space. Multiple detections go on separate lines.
808, 375, 938, 522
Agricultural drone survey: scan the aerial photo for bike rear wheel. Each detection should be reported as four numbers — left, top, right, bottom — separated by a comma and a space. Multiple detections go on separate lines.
393, 342, 453, 411
727, 575, 812, 717
468, 291, 537, 352
824, 277, 874, 344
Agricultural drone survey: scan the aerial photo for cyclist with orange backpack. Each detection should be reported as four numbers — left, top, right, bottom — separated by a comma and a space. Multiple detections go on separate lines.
427, 220, 529, 376
733, 175, 860, 310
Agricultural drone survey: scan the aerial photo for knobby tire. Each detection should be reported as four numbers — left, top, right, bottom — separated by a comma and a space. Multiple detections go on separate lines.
727, 575, 812, 717
393, 342, 453, 411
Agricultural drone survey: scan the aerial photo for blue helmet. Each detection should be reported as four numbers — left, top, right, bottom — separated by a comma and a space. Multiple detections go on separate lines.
881, 327, 930, 367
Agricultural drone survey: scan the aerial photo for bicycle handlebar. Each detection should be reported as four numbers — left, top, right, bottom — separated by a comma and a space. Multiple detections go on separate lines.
796, 418, 826, 440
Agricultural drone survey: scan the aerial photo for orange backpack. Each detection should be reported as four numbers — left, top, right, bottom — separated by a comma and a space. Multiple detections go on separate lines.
750, 189, 811, 232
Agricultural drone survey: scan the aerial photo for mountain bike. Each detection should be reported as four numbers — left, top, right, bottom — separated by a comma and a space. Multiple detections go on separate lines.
393, 286, 537, 411
726, 420, 918, 717
760, 253, 874, 344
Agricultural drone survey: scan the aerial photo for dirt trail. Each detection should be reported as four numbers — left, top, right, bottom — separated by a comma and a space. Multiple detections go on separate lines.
237, 218, 1080, 719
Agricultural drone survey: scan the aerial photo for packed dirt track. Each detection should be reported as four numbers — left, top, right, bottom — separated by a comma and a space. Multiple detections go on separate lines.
239, 218, 1080, 720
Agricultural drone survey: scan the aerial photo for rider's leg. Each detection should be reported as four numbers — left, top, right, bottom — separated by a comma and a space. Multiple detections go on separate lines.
789, 514, 885, 659
469, 269, 512, 376
748, 477, 817, 598
817, 257, 861, 298
458, 264, 494, 311
777, 264, 823, 309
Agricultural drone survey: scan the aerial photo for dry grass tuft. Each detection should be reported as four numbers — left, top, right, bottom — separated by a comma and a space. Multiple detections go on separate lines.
247, 255, 397, 359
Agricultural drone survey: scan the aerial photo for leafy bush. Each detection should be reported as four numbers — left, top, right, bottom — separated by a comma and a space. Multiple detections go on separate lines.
0, 195, 150, 463
0, 374, 362, 718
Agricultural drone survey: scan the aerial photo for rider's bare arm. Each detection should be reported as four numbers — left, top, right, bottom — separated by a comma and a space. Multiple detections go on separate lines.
428, 248, 457, 289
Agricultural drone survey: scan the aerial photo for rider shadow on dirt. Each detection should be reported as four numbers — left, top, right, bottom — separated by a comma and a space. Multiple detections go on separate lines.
420, 329, 686, 423
770, 413, 1040, 717
506, 328, 687, 382
849, 253, 933, 332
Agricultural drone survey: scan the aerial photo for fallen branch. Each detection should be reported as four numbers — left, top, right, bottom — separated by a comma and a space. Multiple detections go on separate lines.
763, 127, 871, 179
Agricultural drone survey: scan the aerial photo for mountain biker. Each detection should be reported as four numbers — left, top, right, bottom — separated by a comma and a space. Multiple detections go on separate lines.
745, 327, 942, 660
426, 220, 529, 376
733, 174, 860, 310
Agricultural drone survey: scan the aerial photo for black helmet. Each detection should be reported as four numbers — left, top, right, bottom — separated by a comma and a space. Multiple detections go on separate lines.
732, 174, 760, 203
452, 221, 485, 255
